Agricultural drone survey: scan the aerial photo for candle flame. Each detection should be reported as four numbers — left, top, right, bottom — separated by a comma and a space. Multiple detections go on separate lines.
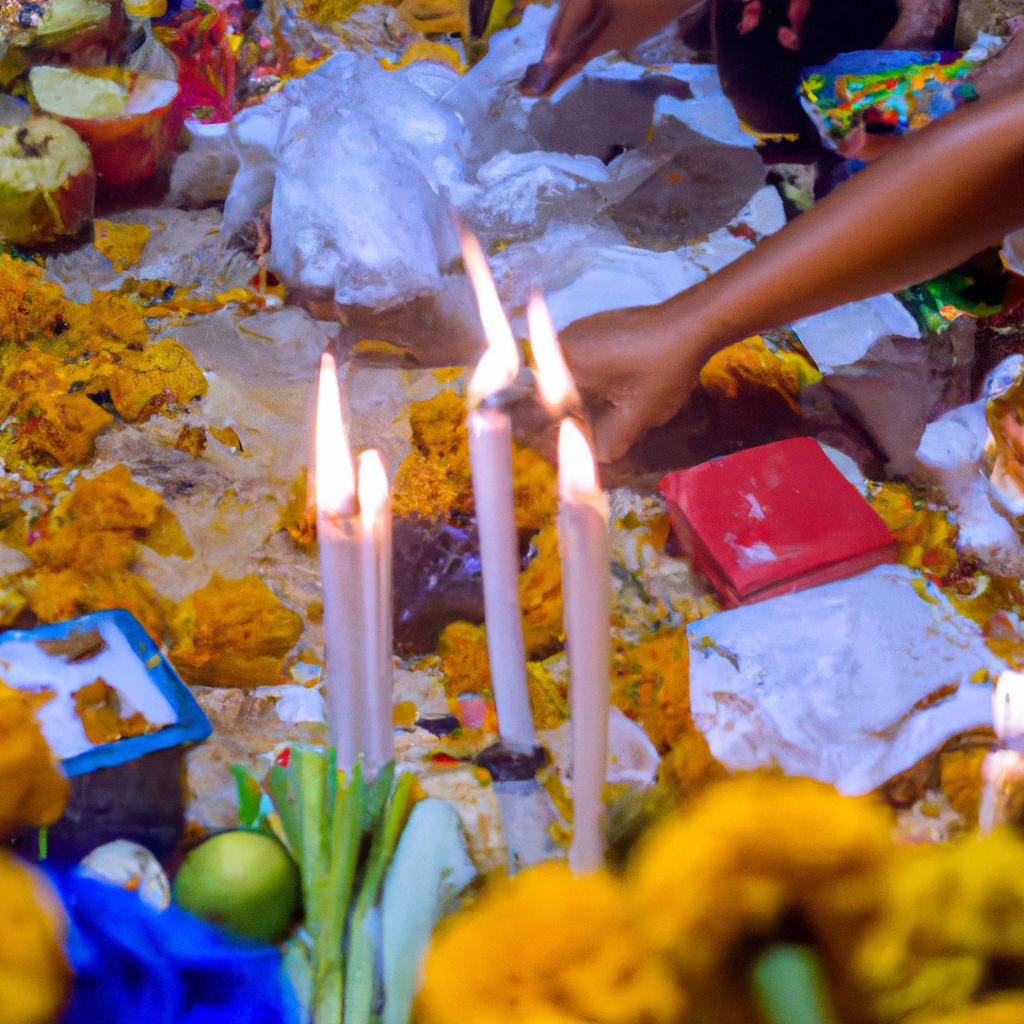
462, 229, 521, 404
315, 351, 356, 517
358, 449, 389, 524
528, 289, 580, 413
558, 418, 601, 504
994, 671, 1024, 744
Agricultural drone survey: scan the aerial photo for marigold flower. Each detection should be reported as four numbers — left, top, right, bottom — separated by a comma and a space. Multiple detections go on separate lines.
417, 862, 685, 1024
856, 831, 1024, 1023
921, 998, 1024, 1024
169, 574, 303, 687
0, 853, 69, 1024
630, 776, 893, 1022
0, 681, 68, 836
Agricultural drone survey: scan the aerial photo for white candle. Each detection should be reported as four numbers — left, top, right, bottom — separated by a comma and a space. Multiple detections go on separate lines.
558, 419, 612, 873
462, 230, 536, 750
981, 671, 1024, 832
315, 351, 365, 772
358, 449, 395, 773
529, 290, 612, 872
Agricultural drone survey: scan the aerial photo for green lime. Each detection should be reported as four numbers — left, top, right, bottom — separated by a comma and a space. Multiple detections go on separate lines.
173, 831, 301, 944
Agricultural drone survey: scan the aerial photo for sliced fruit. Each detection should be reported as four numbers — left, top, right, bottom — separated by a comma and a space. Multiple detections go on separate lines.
0, 116, 94, 247
30, 66, 129, 121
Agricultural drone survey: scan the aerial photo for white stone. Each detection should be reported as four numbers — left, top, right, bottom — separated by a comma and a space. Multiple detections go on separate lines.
793, 294, 921, 371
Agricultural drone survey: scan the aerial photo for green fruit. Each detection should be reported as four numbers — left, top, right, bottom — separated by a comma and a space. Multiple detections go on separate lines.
173, 831, 301, 944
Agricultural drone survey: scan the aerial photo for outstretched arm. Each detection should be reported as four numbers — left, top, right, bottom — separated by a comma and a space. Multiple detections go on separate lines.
563, 86, 1024, 461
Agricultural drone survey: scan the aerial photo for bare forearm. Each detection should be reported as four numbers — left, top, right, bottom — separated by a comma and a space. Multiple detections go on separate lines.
668, 87, 1024, 357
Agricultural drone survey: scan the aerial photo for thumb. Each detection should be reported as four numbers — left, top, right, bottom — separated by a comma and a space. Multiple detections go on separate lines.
592, 398, 650, 463
520, 0, 611, 96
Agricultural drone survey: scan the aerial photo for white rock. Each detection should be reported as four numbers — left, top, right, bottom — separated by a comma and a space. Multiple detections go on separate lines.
793, 294, 921, 372
80, 840, 171, 911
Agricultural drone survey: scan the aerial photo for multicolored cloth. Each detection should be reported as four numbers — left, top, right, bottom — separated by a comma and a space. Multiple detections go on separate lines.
799, 48, 981, 148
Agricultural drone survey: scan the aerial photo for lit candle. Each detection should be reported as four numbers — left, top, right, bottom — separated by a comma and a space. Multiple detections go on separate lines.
527, 289, 580, 418
980, 671, 1024, 832
558, 419, 612, 873
461, 230, 536, 750
315, 351, 365, 771
530, 291, 612, 873
358, 449, 395, 773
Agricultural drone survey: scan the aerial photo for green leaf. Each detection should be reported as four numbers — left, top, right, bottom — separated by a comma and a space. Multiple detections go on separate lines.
750, 944, 838, 1024
231, 763, 264, 830
344, 771, 415, 1024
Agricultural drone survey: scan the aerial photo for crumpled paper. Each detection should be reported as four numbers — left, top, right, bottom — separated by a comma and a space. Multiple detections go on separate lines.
222, 47, 465, 310
917, 354, 1024, 574
220, 3, 773, 325
688, 564, 1002, 795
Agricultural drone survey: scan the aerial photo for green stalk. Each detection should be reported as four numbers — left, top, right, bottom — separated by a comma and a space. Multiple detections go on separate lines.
312, 762, 364, 1024
343, 771, 415, 1024
750, 944, 839, 1024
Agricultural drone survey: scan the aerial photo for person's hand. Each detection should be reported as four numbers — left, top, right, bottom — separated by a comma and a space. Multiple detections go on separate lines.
880, 0, 956, 49
559, 303, 711, 462
519, 0, 696, 97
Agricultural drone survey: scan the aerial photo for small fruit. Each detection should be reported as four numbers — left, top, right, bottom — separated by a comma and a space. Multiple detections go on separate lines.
0, 117, 94, 248
29, 65, 181, 188
173, 831, 301, 944
30, 66, 129, 121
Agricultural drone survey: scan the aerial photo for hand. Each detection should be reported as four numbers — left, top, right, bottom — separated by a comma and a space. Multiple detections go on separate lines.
880, 0, 956, 49
519, 0, 696, 97
559, 303, 711, 462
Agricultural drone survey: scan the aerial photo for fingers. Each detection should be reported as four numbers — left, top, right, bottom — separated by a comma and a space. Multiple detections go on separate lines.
592, 397, 651, 463
519, 0, 611, 96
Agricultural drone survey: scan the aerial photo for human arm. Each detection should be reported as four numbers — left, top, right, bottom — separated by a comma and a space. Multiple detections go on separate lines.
563, 87, 1024, 460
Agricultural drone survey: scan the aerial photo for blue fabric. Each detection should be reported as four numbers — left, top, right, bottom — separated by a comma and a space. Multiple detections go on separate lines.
47, 869, 298, 1024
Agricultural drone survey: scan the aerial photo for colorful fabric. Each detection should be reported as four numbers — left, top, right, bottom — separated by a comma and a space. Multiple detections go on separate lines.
800, 49, 980, 147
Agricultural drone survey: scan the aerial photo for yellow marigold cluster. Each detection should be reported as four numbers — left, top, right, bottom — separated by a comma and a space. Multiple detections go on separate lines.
921, 998, 1024, 1024
612, 627, 692, 752
855, 831, 1024, 1023
169, 574, 304, 687
392, 390, 555, 530
0, 679, 70, 1024
0, 681, 68, 835
0, 254, 207, 470
698, 334, 822, 414
1, 464, 191, 639
0, 854, 69, 1024
630, 776, 893, 1022
866, 481, 959, 580
417, 862, 685, 1024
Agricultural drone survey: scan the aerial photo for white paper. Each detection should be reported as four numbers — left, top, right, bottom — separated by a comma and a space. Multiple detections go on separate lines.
688, 565, 1002, 795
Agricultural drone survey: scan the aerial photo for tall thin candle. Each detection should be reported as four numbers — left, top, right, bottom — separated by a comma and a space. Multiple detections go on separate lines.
358, 449, 395, 773
529, 291, 612, 872
558, 419, 612, 873
462, 231, 536, 750
315, 351, 365, 771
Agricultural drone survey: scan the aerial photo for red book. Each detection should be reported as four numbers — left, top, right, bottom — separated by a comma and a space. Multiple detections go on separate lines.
659, 438, 896, 607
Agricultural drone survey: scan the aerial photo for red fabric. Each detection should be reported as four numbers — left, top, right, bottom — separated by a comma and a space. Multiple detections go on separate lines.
659, 438, 895, 606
